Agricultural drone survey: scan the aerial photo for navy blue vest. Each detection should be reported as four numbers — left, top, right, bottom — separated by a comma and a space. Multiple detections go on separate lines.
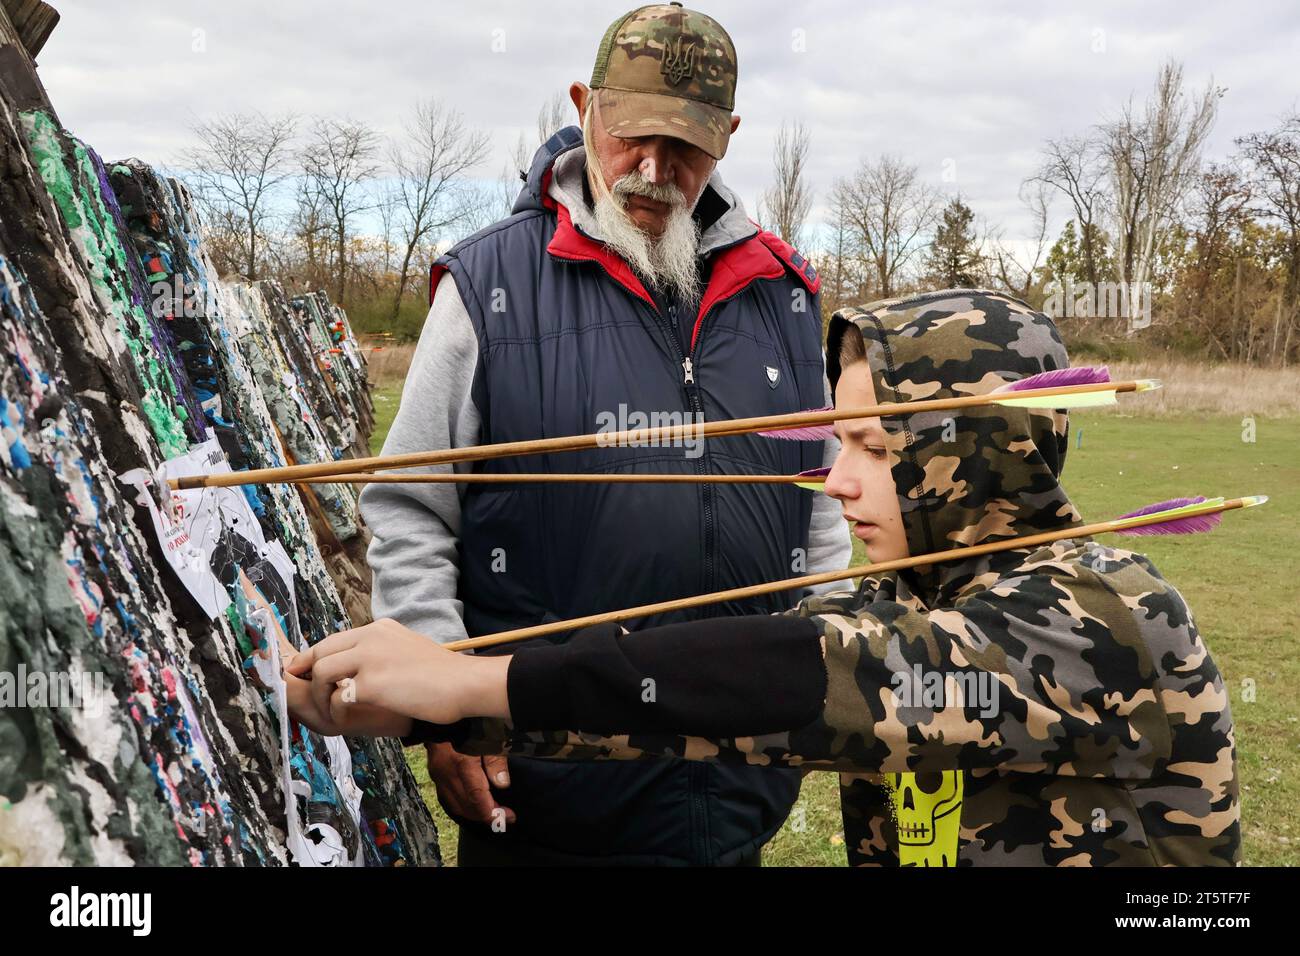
432, 127, 827, 864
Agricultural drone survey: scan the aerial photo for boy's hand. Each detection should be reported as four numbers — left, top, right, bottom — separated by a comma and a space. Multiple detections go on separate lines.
284, 668, 413, 738
285, 617, 510, 727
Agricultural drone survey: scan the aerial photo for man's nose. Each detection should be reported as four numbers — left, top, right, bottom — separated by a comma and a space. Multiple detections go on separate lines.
637, 141, 673, 184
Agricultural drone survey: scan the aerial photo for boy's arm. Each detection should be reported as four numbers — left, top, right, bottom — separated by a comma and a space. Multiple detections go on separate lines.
422, 552, 1183, 779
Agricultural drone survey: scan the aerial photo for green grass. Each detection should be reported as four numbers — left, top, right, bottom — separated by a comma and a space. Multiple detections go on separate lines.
371, 385, 1300, 866
403, 746, 462, 866
368, 385, 401, 455
347, 296, 430, 343
1060, 412, 1300, 867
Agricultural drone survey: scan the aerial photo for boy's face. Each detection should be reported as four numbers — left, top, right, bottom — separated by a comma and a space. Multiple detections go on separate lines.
824, 362, 909, 563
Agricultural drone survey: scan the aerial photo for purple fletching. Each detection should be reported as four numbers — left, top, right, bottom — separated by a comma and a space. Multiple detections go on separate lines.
1119, 496, 1206, 518
795, 466, 831, 480
762, 365, 1110, 438
1118, 513, 1222, 536
759, 406, 835, 440
1116, 496, 1222, 536
1006, 365, 1110, 392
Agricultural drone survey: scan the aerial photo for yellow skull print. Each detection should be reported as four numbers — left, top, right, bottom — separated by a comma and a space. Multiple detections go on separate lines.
889, 771, 963, 866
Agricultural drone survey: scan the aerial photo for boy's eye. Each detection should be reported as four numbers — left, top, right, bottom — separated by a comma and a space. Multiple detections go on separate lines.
865, 445, 888, 461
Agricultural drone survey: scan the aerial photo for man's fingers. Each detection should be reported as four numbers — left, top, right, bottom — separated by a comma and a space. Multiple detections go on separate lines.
434, 760, 485, 822
426, 745, 514, 825
454, 756, 514, 825
462, 757, 515, 825
436, 781, 472, 819
426, 744, 475, 818
483, 754, 510, 789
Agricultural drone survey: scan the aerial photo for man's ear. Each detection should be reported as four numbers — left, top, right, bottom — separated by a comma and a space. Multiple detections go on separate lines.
729, 114, 741, 134
570, 82, 590, 119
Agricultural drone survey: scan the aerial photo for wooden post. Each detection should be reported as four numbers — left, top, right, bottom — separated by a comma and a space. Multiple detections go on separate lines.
0, 1, 59, 117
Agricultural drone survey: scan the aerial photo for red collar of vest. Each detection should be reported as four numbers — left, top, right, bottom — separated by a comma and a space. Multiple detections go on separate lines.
536, 169, 820, 349
547, 198, 655, 307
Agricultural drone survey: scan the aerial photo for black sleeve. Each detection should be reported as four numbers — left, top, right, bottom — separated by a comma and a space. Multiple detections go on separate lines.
510, 615, 827, 735
401, 614, 826, 746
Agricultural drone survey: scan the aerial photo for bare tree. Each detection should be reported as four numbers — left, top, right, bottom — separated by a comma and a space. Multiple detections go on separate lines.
184, 111, 297, 279
1237, 112, 1300, 307
487, 95, 578, 225
992, 180, 1052, 298
830, 154, 940, 298
1178, 162, 1254, 359
191, 202, 247, 278
387, 99, 489, 320
817, 199, 854, 310
761, 120, 813, 249
288, 175, 332, 291
1099, 61, 1221, 310
301, 117, 381, 302
1033, 134, 1109, 289
536, 91, 570, 146
374, 183, 400, 279
1189, 162, 1253, 276
488, 130, 531, 222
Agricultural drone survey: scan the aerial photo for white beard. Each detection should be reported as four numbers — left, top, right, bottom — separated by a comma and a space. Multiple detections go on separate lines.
591, 171, 702, 304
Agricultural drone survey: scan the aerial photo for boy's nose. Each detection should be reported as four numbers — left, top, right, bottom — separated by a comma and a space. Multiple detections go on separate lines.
822, 458, 858, 502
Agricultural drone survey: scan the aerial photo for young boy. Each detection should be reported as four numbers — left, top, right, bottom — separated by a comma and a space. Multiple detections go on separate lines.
288, 290, 1241, 867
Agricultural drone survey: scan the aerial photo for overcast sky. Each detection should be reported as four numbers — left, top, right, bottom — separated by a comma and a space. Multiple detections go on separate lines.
35, 0, 1300, 249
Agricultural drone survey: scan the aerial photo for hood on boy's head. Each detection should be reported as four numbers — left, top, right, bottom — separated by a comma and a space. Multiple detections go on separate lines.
826, 289, 1084, 585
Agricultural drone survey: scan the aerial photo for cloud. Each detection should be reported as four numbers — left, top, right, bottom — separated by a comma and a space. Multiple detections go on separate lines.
37, 0, 1300, 248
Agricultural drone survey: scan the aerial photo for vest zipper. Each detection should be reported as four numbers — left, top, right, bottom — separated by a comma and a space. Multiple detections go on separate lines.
652, 299, 714, 867
683, 303, 716, 598
655, 302, 714, 598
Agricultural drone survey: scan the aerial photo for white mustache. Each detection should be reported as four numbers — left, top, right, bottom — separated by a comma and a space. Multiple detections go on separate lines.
612, 173, 687, 207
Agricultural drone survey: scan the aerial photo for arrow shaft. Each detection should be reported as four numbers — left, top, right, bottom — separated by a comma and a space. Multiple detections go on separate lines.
447, 497, 1249, 652
294, 472, 823, 485
173, 380, 1140, 490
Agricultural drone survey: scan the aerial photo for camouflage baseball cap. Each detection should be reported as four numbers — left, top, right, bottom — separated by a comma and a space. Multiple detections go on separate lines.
589, 3, 737, 160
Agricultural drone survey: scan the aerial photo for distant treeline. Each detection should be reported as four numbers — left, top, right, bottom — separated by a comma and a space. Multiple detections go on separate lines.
184, 64, 1299, 364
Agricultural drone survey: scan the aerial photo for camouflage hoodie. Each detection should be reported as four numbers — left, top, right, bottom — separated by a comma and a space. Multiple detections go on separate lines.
449, 290, 1241, 867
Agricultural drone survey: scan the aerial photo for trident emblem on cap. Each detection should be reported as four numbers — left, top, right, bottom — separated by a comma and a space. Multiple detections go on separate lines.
660, 35, 696, 86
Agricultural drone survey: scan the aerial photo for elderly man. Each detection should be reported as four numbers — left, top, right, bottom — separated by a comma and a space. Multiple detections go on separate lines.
362, 2, 850, 865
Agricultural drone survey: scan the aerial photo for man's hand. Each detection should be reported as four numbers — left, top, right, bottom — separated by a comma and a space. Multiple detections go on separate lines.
425, 742, 516, 826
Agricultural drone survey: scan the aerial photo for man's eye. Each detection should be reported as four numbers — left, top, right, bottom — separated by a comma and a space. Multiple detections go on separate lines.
865, 446, 888, 460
